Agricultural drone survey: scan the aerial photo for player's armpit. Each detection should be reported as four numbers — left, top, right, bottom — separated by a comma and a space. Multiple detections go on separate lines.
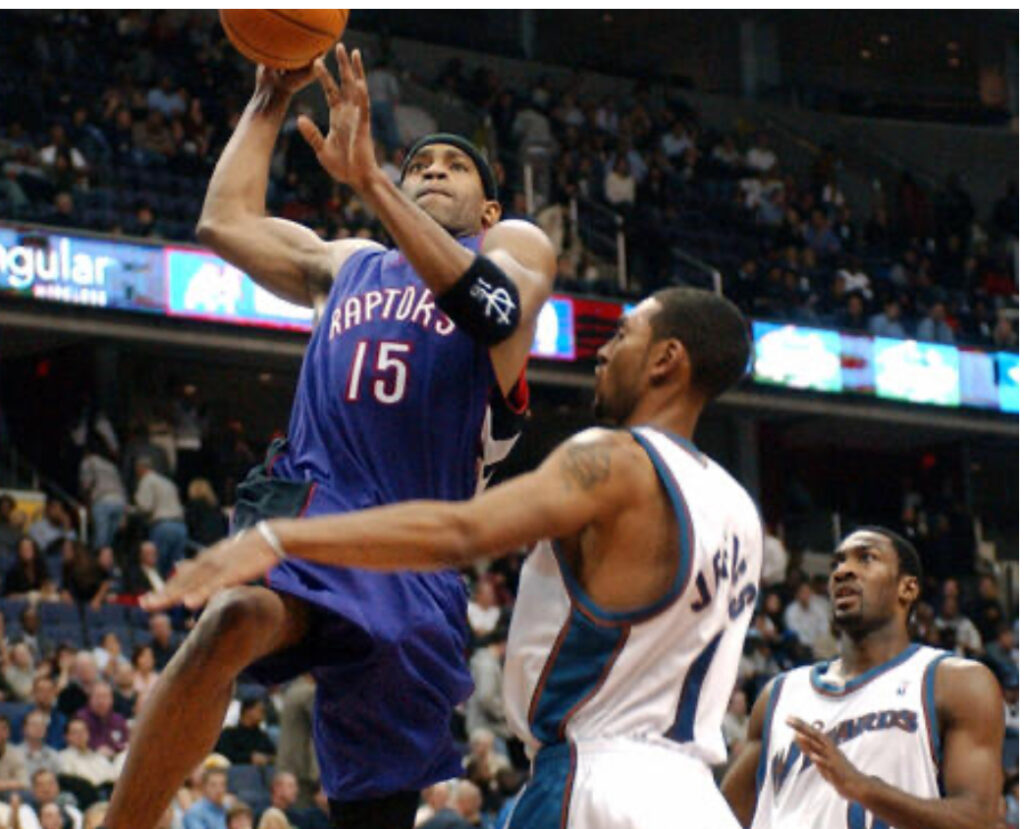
196, 214, 378, 308
480, 220, 557, 394
720, 677, 778, 828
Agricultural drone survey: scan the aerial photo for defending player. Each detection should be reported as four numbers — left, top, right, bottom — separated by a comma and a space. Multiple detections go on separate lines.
720, 527, 1004, 829
107, 45, 555, 829
146, 287, 762, 829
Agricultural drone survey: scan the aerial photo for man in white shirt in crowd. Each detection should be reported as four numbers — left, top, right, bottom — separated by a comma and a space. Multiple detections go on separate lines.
745, 132, 778, 173
134, 457, 187, 577
660, 120, 693, 164
783, 578, 832, 657
19, 711, 60, 780
466, 580, 502, 642
57, 718, 116, 790
761, 524, 789, 587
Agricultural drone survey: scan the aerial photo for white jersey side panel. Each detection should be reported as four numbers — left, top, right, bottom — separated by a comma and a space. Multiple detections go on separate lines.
504, 426, 764, 767
752, 645, 949, 829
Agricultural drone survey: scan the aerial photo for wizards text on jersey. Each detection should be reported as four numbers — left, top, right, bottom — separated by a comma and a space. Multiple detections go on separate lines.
771, 708, 920, 794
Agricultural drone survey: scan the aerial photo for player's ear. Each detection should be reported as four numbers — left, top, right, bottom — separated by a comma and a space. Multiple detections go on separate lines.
898, 574, 920, 608
649, 338, 690, 387
481, 199, 501, 229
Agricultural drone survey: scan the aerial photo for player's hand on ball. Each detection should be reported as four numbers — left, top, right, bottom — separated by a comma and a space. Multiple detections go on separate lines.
141, 530, 281, 612
787, 716, 872, 803
255, 62, 318, 99
297, 44, 379, 190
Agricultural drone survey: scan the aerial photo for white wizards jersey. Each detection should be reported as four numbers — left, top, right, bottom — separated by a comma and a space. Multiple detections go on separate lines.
504, 426, 763, 766
752, 644, 950, 829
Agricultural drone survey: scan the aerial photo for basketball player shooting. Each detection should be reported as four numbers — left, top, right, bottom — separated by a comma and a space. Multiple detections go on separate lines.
106, 43, 555, 829
720, 527, 1004, 829
147, 287, 763, 829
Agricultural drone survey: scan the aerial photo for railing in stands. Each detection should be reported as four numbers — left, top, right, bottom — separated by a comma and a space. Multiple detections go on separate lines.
670, 247, 723, 296
569, 196, 628, 294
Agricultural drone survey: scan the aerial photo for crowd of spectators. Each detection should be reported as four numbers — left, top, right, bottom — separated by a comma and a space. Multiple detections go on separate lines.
0, 11, 1017, 352
0, 477, 1018, 828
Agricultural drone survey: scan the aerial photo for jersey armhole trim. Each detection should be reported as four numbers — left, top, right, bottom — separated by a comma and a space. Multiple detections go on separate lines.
922, 651, 951, 794
548, 429, 695, 626
756, 674, 787, 794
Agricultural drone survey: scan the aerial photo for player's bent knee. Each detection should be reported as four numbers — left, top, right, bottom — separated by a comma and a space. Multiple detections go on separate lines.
193, 586, 288, 662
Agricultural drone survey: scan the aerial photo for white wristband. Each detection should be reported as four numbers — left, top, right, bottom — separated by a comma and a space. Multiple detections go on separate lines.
255, 520, 288, 562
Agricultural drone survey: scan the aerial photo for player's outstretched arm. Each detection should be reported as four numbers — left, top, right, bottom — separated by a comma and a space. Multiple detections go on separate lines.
142, 429, 646, 611
787, 659, 1004, 829
196, 63, 375, 309
298, 45, 555, 392
720, 678, 779, 828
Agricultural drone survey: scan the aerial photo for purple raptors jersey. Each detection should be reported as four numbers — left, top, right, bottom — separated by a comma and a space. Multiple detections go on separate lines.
246, 232, 527, 800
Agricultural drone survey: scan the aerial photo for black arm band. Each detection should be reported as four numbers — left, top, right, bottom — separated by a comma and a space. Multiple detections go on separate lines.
436, 255, 522, 346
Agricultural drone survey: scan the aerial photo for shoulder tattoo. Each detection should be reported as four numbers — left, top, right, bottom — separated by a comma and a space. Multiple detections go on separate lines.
561, 442, 612, 491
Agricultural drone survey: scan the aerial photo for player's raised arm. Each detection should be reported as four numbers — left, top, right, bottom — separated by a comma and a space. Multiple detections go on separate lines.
720, 677, 780, 828
143, 428, 647, 611
195, 63, 375, 309
298, 44, 555, 392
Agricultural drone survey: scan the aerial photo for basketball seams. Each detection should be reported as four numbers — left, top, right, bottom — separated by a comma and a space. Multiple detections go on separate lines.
267, 9, 343, 40
221, 15, 296, 66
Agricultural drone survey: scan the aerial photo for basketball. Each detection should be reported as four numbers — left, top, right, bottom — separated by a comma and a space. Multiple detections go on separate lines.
219, 9, 350, 70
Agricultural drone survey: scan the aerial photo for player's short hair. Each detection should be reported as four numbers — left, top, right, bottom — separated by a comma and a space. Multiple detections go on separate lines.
856, 526, 922, 582
648, 288, 750, 401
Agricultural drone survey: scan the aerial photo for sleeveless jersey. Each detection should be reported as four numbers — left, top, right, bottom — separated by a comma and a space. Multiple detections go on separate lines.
752, 644, 950, 829
267, 233, 526, 609
503, 425, 763, 767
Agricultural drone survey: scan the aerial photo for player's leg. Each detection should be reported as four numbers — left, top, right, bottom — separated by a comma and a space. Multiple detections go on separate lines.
105, 585, 311, 829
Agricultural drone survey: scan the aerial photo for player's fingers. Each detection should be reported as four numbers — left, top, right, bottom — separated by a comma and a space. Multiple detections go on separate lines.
313, 58, 341, 106
786, 716, 821, 739
336, 43, 354, 87
297, 116, 326, 154
352, 48, 366, 83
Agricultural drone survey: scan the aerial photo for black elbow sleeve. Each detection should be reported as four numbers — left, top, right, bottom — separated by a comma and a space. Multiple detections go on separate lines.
436, 256, 522, 346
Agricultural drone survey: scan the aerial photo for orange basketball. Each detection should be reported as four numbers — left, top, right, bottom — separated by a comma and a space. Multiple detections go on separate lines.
219, 9, 350, 70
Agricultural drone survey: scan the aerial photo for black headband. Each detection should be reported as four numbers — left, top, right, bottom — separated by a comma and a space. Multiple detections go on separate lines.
400, 133, 498, 201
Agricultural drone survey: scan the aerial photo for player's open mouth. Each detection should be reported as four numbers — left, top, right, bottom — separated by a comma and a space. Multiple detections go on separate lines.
833, 586, 859, 601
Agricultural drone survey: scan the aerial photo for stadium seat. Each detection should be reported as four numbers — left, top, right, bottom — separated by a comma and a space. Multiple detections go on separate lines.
39, 603, 80, 626
84, 604, 128, 628
0, 702, 33, 742
227, 764, 263, 791
0, 599, 29, 627
47, 623, 86, 650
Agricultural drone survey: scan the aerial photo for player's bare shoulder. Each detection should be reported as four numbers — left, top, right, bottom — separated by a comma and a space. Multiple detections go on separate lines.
482, 219, 556, 274
557, 428, 657, 502
934, 656, 1004, 717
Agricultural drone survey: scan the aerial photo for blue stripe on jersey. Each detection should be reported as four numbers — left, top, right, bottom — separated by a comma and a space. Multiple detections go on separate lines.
544, 430, 694, 626
664, 631, 722, 743
645, 424, 708, 466
922, 652, 951, 794
755, 675, 787, 794
508, 742, 576, 829
810, 643, 921, 696
527, 605, 630, 744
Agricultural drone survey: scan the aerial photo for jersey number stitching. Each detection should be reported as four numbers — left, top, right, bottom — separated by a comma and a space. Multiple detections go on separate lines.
345, 340, 412, 405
